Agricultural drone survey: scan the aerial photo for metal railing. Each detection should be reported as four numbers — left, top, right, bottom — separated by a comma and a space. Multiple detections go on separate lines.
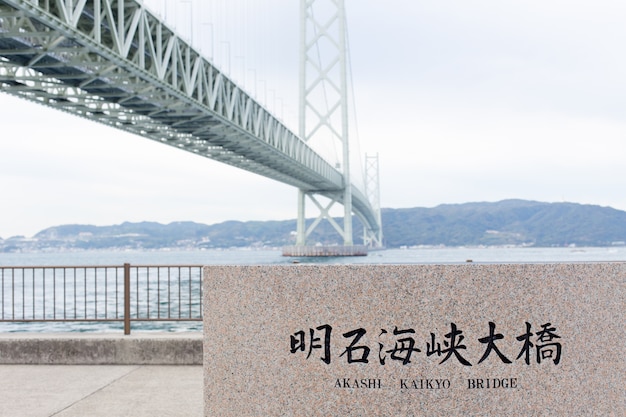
0, 264, 203, 334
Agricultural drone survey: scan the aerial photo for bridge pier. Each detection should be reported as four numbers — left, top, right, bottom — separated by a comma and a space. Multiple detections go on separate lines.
282, 245, 367, 257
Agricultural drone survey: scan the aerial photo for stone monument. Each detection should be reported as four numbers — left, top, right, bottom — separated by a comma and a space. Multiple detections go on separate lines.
203, 264, 625, 416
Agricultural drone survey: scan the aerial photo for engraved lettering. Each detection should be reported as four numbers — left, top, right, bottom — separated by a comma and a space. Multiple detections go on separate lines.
467, 378, 519, 389
400, 378, 450, 389
335, 378, 382, 389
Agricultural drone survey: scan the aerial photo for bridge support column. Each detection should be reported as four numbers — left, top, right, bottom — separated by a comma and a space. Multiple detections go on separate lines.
363, 153, 384, 248
286, 0, 364, 256
285, 189, 365, 256
339, 0, 353, 248
295, 189, 306, 246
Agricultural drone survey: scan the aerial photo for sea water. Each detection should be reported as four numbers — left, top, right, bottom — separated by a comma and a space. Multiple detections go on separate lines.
1, 246, 624, 333
2, 246, 625, 266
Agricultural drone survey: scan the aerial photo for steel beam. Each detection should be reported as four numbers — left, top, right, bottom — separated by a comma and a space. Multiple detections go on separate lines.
0, 0, 381, 241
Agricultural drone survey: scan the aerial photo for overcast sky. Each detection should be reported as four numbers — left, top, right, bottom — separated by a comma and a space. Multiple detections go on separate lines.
1, 0, 626, 238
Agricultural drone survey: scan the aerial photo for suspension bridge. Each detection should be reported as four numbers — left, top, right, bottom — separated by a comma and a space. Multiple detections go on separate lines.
0, 0, 383, 255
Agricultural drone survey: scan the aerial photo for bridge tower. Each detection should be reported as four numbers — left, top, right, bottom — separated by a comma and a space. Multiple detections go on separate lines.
364, 153, 384, 247
288, 0, 366, 255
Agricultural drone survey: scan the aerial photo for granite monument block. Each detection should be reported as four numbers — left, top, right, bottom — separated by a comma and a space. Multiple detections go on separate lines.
203, 264, 625, 416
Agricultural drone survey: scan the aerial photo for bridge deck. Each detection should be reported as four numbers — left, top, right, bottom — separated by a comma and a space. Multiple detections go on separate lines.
0, 0, 381, 238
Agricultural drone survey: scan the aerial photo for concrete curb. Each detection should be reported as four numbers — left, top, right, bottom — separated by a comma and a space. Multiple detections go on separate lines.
0, 332, 202, 365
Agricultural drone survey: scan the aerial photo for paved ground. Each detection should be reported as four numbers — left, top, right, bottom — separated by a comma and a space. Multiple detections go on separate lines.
0, 365, 203, 416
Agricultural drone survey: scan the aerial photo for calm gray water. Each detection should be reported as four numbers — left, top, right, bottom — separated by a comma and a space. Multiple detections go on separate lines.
2, 245, 626, 266
1, 247, 624, 333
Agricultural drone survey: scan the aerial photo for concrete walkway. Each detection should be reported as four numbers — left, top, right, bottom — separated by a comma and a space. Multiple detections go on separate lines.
0, 365, 202, 417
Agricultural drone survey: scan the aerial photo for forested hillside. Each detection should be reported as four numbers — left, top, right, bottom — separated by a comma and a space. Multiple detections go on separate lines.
2, 200, 625, 251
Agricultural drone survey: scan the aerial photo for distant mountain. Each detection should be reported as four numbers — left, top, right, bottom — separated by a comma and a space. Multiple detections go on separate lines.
32, 221, 215, 250
2, 200, 625, 252
382, 199, 626, 247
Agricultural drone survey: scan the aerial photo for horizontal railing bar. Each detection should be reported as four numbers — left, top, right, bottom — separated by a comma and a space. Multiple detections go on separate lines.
0, 319, 125, 323
0, 265, 204, 269
0, 318, 202, 323
129, 319, 203, 322
125, 265, 204, 268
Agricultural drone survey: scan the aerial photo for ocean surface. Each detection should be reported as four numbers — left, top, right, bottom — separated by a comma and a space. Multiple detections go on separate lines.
1, 246, 624, 333
2, 245, 626, 266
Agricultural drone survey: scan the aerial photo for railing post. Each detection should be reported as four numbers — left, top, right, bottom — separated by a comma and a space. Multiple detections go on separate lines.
124, 263, 131, 335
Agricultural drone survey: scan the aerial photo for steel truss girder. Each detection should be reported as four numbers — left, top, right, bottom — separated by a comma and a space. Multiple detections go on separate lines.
0, 0, 380, 236
0, 0, 348, 191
